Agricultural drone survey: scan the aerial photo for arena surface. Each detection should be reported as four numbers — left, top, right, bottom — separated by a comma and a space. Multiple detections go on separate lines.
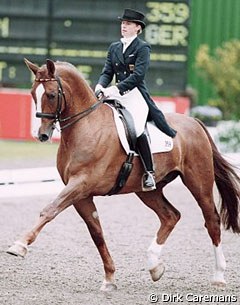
1, 170, 240, 304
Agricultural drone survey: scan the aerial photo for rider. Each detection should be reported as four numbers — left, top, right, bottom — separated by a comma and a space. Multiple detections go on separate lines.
95, 8, 177, 191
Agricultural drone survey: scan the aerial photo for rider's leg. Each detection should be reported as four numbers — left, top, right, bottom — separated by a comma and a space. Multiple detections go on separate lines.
136, 131, 156, 191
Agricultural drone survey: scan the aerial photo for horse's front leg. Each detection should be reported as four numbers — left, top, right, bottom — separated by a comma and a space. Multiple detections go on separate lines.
7, 180, 82, 258
73, 198, 117, 292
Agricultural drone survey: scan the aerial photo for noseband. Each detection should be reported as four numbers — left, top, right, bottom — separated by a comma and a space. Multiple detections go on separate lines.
35, 76, 102, 130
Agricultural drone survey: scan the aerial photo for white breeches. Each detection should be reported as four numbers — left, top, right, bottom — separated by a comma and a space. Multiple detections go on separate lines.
108, 87, 148, 137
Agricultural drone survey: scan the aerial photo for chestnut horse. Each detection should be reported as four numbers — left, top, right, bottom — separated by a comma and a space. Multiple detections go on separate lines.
7, 59, 240, 291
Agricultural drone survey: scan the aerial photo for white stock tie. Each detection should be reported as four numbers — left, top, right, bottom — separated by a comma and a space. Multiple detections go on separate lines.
120, 35, 137, 53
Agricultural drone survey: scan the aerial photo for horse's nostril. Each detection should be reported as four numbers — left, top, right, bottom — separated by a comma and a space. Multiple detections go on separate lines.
38, 134, 49, 142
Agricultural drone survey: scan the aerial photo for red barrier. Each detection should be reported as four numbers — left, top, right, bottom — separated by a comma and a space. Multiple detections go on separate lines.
153, 96, 190, 114
0, 89, 190, 141
0, 90, 32, 140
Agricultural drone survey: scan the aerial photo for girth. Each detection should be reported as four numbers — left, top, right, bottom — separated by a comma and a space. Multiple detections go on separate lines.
104, 99, 137, 195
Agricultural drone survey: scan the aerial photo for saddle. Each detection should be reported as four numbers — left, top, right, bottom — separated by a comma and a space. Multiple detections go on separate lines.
103, 99, 137, 195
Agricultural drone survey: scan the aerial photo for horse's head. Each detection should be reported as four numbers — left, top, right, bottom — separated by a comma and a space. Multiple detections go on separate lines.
25, 58, 66, 142
25, 58, 100, 142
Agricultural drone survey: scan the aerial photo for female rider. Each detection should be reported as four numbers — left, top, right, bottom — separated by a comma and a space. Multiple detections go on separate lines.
95, 8, 177, 191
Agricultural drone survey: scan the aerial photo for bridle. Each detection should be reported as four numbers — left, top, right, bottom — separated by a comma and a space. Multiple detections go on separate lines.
35, 76, 102, 131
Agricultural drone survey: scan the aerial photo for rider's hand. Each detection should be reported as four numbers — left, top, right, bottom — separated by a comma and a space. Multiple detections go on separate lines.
95, 84, 104, 93
104, 85, 119, 98
95, 84, 105, 100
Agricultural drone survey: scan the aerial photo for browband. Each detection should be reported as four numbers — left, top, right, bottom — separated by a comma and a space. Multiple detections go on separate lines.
35, 78, 57, 82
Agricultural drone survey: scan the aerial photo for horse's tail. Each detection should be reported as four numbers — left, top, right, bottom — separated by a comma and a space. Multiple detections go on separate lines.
195, 118, 240, 233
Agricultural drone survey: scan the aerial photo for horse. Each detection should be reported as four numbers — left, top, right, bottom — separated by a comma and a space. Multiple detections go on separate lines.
7, 59, 240, 291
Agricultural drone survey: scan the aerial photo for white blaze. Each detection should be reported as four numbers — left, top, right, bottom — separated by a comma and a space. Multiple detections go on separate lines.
31, 84, 45, 138
31, 83, 61, 139
35, 83, 44, 113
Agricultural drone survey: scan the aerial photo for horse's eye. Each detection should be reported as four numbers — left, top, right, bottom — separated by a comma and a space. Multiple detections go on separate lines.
47, 92, 56, 100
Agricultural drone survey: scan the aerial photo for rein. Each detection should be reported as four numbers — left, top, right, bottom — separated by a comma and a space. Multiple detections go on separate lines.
35, 77, 102, 130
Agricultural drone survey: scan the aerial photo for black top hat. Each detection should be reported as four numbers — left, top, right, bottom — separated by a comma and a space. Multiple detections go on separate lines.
118, 8, 146, 29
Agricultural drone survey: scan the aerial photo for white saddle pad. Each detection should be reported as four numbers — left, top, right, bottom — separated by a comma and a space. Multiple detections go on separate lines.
108, 104, 173, 154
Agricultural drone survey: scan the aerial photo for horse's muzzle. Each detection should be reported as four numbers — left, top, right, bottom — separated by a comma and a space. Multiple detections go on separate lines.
38, 133, 50, 142
38, 124, 55, 142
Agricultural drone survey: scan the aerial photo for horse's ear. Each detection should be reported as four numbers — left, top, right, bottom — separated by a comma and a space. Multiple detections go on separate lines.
24, 58, 39, 75
46, 59, 55, 77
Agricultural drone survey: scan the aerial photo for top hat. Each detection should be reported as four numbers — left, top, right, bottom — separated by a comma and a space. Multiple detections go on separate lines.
118, 8, 146, 29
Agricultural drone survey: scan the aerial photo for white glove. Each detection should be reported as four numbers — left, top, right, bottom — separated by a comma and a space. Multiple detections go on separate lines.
95, 84, 105, 99
104, 85, 119, 98
95, 84, 104, 93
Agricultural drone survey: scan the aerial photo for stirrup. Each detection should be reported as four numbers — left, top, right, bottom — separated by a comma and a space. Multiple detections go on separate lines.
142, 171, 156, 192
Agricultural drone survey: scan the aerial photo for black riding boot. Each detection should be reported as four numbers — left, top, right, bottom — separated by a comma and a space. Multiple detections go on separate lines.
137, 132, 156, 192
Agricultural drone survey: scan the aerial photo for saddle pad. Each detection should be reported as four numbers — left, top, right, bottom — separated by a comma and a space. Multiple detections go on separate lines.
107, 104, 173, 154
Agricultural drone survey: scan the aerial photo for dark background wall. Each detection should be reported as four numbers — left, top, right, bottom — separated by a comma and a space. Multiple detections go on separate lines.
1, 0, 240, 105
0, 0, 189, 94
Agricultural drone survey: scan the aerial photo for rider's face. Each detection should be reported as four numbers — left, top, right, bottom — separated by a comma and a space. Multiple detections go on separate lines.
121, 21, 141, 38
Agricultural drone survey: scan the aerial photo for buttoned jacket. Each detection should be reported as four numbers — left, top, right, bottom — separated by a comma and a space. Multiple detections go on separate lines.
98, 37, 167, 130
98, 37, 150, 95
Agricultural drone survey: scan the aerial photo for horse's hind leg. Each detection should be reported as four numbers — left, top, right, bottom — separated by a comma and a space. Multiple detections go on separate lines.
182, 170, 226, 287
136, 187, 181, 282
73, 198, 117, 292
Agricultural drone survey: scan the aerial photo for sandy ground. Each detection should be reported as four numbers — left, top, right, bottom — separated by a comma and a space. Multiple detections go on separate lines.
1, 178, 240, 305
0, 157, 56, 170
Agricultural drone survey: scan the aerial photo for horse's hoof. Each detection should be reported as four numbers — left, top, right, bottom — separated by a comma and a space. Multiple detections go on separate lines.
7, 241, 28, 258
149, 263, 165, 282
211, 281, 226, 289
100, 280, 117, 292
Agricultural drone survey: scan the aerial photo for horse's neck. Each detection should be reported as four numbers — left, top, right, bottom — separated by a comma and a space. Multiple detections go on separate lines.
58, 75, 113, 163
69, 77, 96, 114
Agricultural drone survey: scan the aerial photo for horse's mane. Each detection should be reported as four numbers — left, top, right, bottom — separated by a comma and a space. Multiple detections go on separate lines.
55, 60, 76, 70
53, 61, 93, 93
54, 61, 85, 79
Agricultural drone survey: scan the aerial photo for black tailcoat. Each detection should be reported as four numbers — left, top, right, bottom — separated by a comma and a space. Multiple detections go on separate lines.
97, 37, 176, 137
